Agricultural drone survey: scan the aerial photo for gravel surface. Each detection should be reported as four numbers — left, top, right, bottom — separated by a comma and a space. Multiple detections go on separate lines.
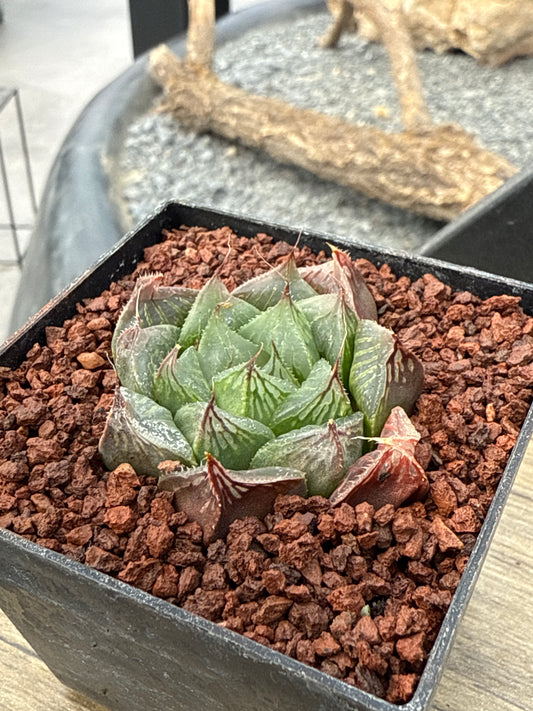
118, 8, 533, 252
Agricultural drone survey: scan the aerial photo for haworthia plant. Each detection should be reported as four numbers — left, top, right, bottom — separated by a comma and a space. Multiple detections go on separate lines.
99, 247, 427, 542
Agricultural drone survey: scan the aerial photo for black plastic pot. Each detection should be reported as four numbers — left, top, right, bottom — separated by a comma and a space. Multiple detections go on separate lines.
1, 202, 533, 711
420, 167, 533, 283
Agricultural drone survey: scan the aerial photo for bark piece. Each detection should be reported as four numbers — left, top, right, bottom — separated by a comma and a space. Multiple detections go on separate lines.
150, 45, 515, 222
327, 0, 533, 65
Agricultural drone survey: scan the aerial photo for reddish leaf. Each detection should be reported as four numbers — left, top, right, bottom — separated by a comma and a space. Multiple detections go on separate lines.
329, 407, 428, 509
299, 245, 377, 321
158, 454, 306, 543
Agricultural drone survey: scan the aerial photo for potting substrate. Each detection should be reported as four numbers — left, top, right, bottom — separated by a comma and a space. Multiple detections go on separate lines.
1, 222, 532, 705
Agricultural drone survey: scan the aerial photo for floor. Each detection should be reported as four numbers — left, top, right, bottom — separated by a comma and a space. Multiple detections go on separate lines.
0, 0, 257, 344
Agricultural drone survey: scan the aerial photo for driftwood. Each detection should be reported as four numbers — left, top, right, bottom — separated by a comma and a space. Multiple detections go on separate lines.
149, 0, 516, 222
186, 0, 215, 69
325, 0, 533, 66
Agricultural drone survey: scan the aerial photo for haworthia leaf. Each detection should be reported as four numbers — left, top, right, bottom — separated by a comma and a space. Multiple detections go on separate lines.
98, 387, 196, 476
297, 292, 359, 388
299, 246, 377, 321
238, 290, 319, 382
232, 253, 318, 310
158, 454, 306, 543
213, 356, 296, 424
214, 295, 261, 331
270, 359, 352, 435
178, 275, 231, 349
152, 345, 211, 413
114, 323, 180, 398
349, 319, 424, 437
329, 407, 428, 509
174, 399, 274, 470
111, 274, 197, 358
262, 341, 299, 386
251, 411, 364, 497
196, 307, 263, 377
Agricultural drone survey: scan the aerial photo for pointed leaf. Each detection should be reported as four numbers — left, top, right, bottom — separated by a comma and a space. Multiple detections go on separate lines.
330, 407, 428, 509
112, 274, 196, 357
152, 345, 211, 413
158, 454, 306, 543
213, 355, 295, 424
297, 292, 358, 387
349, 319, 424, 437
196, 307, 263, 377
299, 246, 377, 321
174, 398, 274, 469
98, 387, 196, 476
271, 359, 352, 435
252, 411, 364, 496
262, 341, 299, 386
114, 323, 180, 398
239, 289, 319, 382
233, 253, 318, 310
178, 275, 231, 348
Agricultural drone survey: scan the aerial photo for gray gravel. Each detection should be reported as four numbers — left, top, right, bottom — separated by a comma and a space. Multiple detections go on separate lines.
118, 9, 533, 251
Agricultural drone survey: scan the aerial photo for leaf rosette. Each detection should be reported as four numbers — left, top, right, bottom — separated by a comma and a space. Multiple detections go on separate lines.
100, 247, 427, 541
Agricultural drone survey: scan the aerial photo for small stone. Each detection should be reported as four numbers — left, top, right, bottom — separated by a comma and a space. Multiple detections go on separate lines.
104, 505, 138, 534
396, 632, 426, 664
430, 517, 464, 552
327, 585, 365, 614
76, 352, 106, 370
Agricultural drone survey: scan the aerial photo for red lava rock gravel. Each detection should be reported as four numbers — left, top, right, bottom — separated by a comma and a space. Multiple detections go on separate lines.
1, 225, 533, 705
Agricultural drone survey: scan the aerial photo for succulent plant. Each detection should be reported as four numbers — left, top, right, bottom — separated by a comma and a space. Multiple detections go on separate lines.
99, 246, 427, 542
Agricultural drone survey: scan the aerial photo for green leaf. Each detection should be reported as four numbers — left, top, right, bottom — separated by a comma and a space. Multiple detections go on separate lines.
238, 289, 319, 382
196, 306, 263, 377
114, 323, 180, 398
112, 274, 196, 358
178, 275, 231, 348
262, 341, 299, 386
251, 411, 364, 496
271, 359, 352, 435
233, 253, 317, 310
174, 398, 274, 469
349, 319, 424, 437
213, 355, 296, 424
152, 345, 211, 413
98, 387, 196, 476
297, 292, 359, 388
158, 454, 306, 543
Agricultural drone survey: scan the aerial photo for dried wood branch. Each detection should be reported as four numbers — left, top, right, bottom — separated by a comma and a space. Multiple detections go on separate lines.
325, 0, 533, 66
186, 0, 216, 69
150, 45, 516, 222
320, 0, 354, 49
352, 0, 432, 132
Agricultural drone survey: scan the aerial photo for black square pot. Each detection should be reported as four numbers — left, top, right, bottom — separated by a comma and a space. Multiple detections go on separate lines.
1, 202, 532, 711
419, 167, 533, 283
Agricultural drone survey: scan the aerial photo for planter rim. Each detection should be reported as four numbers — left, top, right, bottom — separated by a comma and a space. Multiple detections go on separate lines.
2, 200, 533, 711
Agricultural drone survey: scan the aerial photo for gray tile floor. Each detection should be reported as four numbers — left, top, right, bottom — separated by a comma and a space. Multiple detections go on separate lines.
0, 0, 258, 344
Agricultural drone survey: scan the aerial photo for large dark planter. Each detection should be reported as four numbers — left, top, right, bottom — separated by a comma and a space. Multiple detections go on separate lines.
1, 202, 533, 711
420, 168, 533, 283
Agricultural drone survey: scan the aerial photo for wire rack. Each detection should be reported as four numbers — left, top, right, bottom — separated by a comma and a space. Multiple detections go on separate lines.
0, 87, 38, 267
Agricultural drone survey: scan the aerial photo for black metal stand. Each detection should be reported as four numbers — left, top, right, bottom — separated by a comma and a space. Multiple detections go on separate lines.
0, 88, 37, 267
129, 0, 230, 58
